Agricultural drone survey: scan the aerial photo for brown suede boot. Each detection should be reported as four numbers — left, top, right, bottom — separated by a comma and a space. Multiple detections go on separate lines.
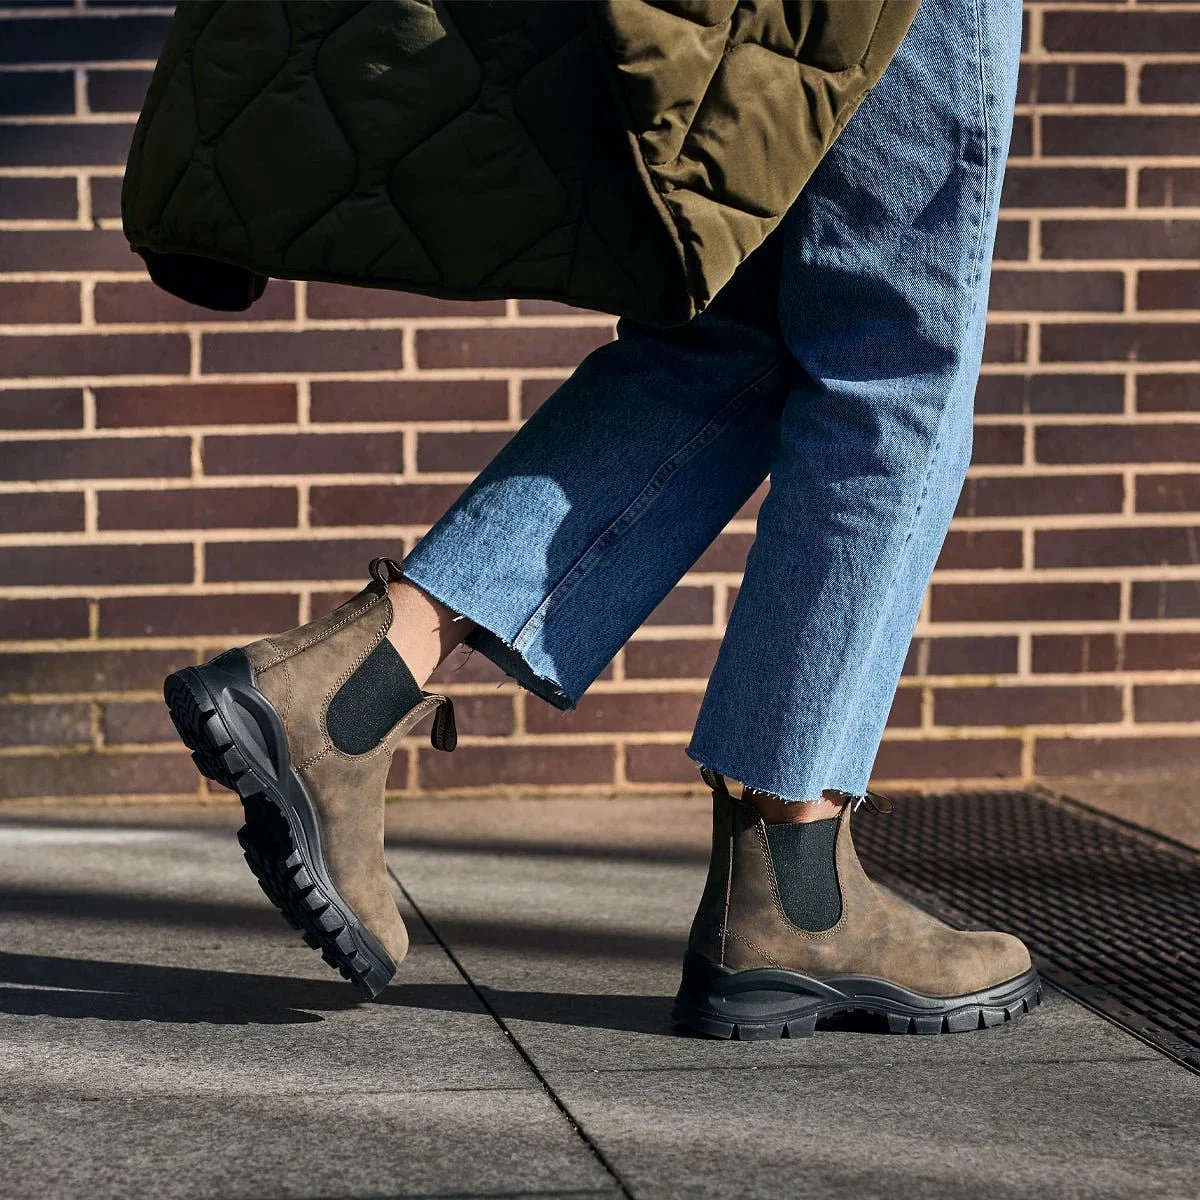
673, 768, 1041, 1038
163, 558, 456, 997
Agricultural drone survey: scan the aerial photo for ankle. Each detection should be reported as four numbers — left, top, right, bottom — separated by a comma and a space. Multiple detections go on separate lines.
385, 577, 475, 688
736, 781, 846, 824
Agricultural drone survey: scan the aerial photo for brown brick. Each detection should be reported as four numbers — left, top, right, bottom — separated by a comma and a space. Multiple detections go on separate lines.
520, 377, 568, 418
0, 752, 196, 800
1133, 685, 1200, 724
957, 474, 1122, 518
0, 492, 85, 533
1135, 473, 1200, 512
0, 598, 88, 641
1039, 423, 1200, 464
1032, 634, 1118, 674
871, 737, 1021, 780
646, 586, 713, 626
694, 533, 753, 573
0, 701, 91, 747
974, 374, 1123, 415
88, 174, 122, 220
416, 325, 612, 369
1138, 168, 1200, 209
201, 330, 406, 374
624, 638, 719, 680
887, 688, 922, 728
1043, 116, 1200, 160
516, 299, 597, 317
0, 387, 83, 429
971, 425, 1024, 465
1125, 632, 1200, 671
1035, 736, 1200, 778
310, 379, 507, 423
936, 530, 1022, 570
0, 69, 73, 116
931, 582, 1119, 623
204, 432, 404, 476
904, 636, 1019, 677
934, 684, 1121, 727
86, 68, 152, 112
1008, 116, 1033, 159
0, 281, 80, 324
305, 283, 505, 320
982, 323, 1027, 363
98, 593, 299, 639
0, 230, 137, 272
0, 121, 133, 167
1042, 323, 1199, 364
94, 279, 295, 324
1137, 270, 1200, 311
1000, 167, 1125, 211
0, 543, 192, 586
994, 221, 1030, 261
444, 695, 515, 738
101, 699, 175, 745
417, 743, 614, 789
0, 176, 76, 220
310, 483, 463, 527
0, 15, 171, 65
1137, 374, 1200, 413
0, 650, 192, 695
1131, 580, 1200, 620
1043, 220, 1200, 261
95, 382, 297, 427
624, 742, 698, 784
417, 430, 512, 474
1016, 62, 1125, 106
206, 538, 391, 583
1043, 11, 1200, 52
0, 333, 190, 379
0, 435, 189, 481
526, 690, 702, 735
1036, 526, 1200, 569
1139, 63, 1200, 105
736, 481, 769, 521
99, 485, 296, 530
988, 270, 1123, 313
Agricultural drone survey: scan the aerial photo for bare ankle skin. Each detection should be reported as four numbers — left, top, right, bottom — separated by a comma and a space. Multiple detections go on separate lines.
734, 781, 846, 824
385, 578, 476, 688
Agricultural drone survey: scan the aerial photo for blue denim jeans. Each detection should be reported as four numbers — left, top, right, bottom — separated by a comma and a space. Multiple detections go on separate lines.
403, 0, 1023, 803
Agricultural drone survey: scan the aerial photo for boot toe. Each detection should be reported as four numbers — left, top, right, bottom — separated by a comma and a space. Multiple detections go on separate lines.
975, 930, 1032, 988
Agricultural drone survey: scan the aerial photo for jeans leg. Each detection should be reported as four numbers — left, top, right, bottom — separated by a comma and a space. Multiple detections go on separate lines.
687, 0, 1023, 801
401, 234, 790, 709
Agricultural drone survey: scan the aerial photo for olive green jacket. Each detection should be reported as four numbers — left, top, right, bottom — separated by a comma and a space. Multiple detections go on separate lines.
122, 0, 918, 327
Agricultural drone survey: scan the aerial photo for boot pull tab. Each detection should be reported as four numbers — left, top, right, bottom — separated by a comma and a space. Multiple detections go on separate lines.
369, 557, 405, 586
699, 766, 733, 796
428, 694, 457, 752
851, 790, 894, 815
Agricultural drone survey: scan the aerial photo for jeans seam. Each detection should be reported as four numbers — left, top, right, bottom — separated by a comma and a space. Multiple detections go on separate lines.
511, 357, 786, 652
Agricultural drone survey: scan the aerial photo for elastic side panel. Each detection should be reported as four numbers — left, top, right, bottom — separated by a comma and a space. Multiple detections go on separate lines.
763, 819, 842, 932
327, 639, 424, 755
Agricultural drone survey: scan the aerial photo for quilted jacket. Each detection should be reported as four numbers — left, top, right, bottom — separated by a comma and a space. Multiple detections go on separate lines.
122, 0, 919, 328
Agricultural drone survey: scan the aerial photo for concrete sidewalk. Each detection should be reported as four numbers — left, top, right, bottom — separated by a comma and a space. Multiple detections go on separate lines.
0, 796, 1195, 1200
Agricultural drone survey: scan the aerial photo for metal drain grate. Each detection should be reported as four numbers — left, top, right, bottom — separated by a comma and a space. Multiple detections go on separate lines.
852, 789, 1200, 1073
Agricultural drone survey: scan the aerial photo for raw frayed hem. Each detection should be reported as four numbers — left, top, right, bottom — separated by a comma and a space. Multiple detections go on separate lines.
688, 753, 870, 807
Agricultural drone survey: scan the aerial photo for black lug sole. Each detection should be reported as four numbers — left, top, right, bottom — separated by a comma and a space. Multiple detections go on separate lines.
163, 651, 394, 998
672, 949, 1042, 1040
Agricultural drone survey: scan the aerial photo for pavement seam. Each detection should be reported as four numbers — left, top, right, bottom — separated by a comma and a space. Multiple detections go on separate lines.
388, 864, 636, 1200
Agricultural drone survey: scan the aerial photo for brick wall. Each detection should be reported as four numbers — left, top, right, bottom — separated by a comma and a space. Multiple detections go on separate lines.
1, 1, 1199, 804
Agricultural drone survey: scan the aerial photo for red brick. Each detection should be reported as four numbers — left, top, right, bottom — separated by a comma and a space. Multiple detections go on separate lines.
310, 483, 463, 527
1039, 423, 1200, 464
101, 699, 175, 745
1035, 736, 1200, 778
0, 752, 196, 800
99, 485, 296, 530
994, 221, 1030, 261
0, 70, 73, 116
1138, 168, 1200, 209
0, 281, 80, 324
1042, 323, 1199, 364
0, 436, 189, 480
204, 432, 404, 476
904, 637, 1019, 677
0, 333, 190, 379
1043, 116, 1200, 160
98, 593, 299, 639
0, 176, 76, 220
936, 530, 1022, 570
206, 539, 391, 583
417, 743, 614, 789
306, 283, 505, 320
201, 330, 406, 374
1000, 166, 1125, 210
989, 271, 1122, 313
516, 299, 597, 317
971, 425, 1024, 464
934, 685, 1121, 727
0, 492, 84, 533
646, 586, 714, 626
0, 387, 83, 429
0, 599, 88, 641
1008, 116, 1033, 158
85, 68, 152, 112
1133, 685, 1200, 724
1131, 580, 1200, 620
95, 382, 297, 427
0, 230, 136, 272
624, 742, 698, 784
930, 582, 1119, 623
624, 639, 719, 680
1137, 270, 1200, 311
982, 323, 1027, 363
310, 379, 507, 423
1136, 473, 1200, 513
736, 481, 769, 521
443, 695, 515, 738
417, 430, 512, 473
0, 650, 193, 695
1043, 11, 1200, 52
887, 688, 922, 728
1031, 634, 1118, 674
1139, 63, 1200, 105
1016, 62, 1125, 106
94, 279, 295, 324
0, 15, 171, 65
0, 121, 133, 167
1043, 220, 1200, 261
694, 533, 753, 573
974, 374, 1123, 416
1137, 375, 1200, 413
520, 377, 568, 418
1125, 632, 1200, 671
871, 738, 1021, 780
88, 174, 122, 220
956, 474, 1122, 517
0, 701, 91, 748
0, 543, 192, 586
416, 326, 612, 369
1037, 526, 1200, 569
526, 690, 702, 735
